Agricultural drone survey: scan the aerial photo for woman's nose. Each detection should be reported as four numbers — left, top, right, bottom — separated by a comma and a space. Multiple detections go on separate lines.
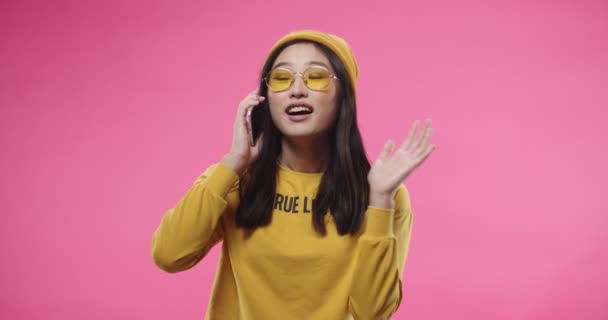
289, 75, 308, 98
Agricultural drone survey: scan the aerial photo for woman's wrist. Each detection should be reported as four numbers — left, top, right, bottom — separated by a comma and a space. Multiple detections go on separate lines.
368, 191, 394, 209
220, 153, 247, 176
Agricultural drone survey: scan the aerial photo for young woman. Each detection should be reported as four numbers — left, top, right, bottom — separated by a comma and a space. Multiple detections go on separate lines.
151, 30, 435, 320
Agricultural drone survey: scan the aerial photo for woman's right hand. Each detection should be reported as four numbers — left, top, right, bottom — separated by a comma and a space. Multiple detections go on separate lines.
220, 89, 265, 176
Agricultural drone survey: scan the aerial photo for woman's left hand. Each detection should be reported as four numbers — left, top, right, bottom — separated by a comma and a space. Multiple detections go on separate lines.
367, 119, 435, 208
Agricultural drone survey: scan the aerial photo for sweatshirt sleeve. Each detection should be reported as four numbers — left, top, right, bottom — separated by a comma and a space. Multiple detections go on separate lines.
348, 184, 414, 320
150, 163, 240, 273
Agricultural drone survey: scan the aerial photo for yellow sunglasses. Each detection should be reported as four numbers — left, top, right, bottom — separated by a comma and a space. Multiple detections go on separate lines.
264, 67, 338, 92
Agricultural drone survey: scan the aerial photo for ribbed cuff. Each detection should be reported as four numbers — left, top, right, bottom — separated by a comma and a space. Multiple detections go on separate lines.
203, 163, 239, 198
364, 206, 395, 238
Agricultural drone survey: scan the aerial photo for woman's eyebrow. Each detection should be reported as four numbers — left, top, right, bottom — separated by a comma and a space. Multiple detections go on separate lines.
273, 62, 292, 69
272, 61, 330, 69
307, 61, 330, 68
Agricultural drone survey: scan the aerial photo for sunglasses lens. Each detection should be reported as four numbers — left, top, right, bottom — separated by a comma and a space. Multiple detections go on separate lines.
266, 67, 333, 91
304, 68, 332, 90
267, 69, 293, 91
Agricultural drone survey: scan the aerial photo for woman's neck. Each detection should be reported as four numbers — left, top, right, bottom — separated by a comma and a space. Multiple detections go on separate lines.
279, 136, 331, 173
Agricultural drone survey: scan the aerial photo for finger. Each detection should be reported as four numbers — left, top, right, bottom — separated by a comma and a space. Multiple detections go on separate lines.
400, 120, 419, 151
238, 95, 264, 119
378, 139, 394, 160
415, 120, 433, 155
249, 87, 267, 102
405, 143, 435, 176
417, 143, 435, 162
411, 119, 431, 150
249, 87, 260, 96
240, 95, 262, 108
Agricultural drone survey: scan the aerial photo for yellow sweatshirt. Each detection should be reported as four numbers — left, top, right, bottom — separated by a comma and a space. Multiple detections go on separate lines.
151, 163, 414, 320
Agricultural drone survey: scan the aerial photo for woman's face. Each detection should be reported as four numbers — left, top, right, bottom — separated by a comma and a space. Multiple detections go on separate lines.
267, 43, 339, 141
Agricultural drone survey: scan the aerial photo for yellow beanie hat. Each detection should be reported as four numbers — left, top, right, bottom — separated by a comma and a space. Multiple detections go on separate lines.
265, 30, 359, 96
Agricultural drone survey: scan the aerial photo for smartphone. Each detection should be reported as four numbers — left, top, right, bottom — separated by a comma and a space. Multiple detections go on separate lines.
246, 103, 263, 146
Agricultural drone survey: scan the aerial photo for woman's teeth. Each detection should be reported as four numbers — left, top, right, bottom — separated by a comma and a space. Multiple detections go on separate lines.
287, 106, 313, 115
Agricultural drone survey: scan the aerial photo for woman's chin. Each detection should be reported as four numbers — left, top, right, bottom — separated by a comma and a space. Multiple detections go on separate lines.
279, 130, 332, 142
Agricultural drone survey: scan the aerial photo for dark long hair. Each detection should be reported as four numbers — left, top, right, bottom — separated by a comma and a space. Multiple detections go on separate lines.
235, 40, 371, 236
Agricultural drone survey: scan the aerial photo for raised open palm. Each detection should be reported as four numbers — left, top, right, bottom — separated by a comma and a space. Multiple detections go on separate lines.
368, 119, 435, 196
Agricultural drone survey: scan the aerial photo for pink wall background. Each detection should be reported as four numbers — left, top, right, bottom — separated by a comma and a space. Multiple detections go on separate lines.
1, 0, 607, 319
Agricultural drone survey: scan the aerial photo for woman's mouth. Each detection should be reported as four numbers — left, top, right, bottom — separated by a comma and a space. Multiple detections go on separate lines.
286, 104, 313, 115
285, 104, 314, 121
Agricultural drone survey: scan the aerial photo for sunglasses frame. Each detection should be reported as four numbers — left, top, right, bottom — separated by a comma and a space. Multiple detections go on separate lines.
264, 66, 338, 92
